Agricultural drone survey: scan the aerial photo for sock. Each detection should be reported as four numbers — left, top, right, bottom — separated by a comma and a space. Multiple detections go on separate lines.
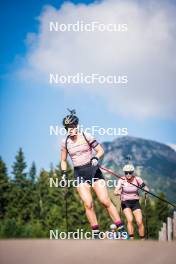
92, 224, 99, 231
92, 225, 100, 239
140, 235, 145, 239
115, 220, 123, 227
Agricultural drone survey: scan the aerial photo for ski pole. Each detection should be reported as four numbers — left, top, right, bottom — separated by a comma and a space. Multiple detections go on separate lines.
64, 179, 68, 234
65, 189, 68, 234
144, 193, 149, 239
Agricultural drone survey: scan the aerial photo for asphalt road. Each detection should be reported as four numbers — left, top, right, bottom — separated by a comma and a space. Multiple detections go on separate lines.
0, 240, 176, 264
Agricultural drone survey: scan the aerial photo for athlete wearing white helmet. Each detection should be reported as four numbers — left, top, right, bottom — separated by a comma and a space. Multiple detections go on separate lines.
114, 161, 149, 240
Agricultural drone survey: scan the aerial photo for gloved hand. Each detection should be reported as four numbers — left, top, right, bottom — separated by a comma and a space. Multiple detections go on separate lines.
90, 157, 99, 167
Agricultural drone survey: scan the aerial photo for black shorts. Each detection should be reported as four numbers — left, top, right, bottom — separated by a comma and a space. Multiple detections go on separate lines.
121, 199, 141, 211
74, 163, 104, 185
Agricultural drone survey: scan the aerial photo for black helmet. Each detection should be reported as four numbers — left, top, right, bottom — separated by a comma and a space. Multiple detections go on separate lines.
63, 109, 79, 129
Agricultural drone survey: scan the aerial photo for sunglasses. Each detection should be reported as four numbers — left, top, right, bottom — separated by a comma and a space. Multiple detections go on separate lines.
125, 171, 133, 175
65, 125, 77, 131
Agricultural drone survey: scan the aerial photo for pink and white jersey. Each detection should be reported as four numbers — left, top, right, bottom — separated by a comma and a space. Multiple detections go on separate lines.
61, 132, 98, 167
117, 176, 143, 201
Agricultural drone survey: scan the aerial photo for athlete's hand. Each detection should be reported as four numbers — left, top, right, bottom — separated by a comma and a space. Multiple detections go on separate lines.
90, 157, 99, 167
61, 170, 68, 181
144, 186, 149, 192
114, 189, 118, 196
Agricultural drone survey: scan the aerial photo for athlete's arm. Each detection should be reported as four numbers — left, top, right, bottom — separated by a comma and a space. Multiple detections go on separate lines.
94, 144, 104, 159
143, 185, 149, 192
61, 147, 68, 171
84, 132, 104, 159
90, 144, 104, 166
137, 177, 149, 192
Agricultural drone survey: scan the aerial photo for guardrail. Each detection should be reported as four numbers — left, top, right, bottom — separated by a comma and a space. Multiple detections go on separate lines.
159, 211, 176, 241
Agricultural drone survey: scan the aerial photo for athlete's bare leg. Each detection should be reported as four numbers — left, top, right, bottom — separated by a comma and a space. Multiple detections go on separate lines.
133, 209, 145, 238
123, 208, 134, 238
92, 179, 121, 222
77, 182, 98, 226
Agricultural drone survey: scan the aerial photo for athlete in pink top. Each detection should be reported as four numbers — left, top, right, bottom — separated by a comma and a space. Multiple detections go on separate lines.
60, 109, 128, 238
61, 132, 96, 167
117, 176, 143, 201
114, 163, 149, 240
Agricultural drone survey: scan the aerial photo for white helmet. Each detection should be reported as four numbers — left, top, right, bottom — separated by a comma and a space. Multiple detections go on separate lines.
123, 164, 135, 172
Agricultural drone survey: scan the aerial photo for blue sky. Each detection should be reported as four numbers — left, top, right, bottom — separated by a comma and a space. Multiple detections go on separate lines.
0, 0, 176, 174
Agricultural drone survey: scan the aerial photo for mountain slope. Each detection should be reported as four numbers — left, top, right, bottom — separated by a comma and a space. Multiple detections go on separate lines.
101, 136, 176, 202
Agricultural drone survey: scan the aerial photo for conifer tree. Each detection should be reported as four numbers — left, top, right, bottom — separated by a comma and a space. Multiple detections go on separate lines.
0, 157, 9, 219
7, 148, 30, 222
29, 162, 36, 183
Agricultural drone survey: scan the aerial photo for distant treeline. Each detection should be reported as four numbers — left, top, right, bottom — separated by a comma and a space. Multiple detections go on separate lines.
0, 148, 173, 239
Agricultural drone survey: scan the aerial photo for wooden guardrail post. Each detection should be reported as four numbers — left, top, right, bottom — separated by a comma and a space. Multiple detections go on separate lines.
173, 211, 176, 240
167, 217, 172, 241
159, 223, 167, 241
